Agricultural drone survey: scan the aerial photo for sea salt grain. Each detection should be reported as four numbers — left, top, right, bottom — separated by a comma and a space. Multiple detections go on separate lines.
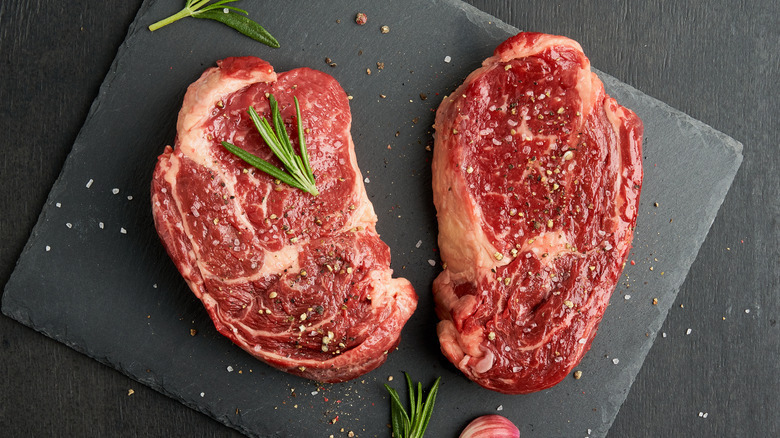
86, 179, 94, 188
624, 294, 631, 300
45, 246, 51, 252
686, 328, 692, 335
200, 392, 205, 397
120, 227, 127, 234
612, 358, 620, 365
745, 309, 751, 314
496, 405, 504, 411
663, 332, 667, 338
415, 240, 422, 248
55, 202, 61, 208
99, 222, 104, 229
444, 55, 451, 63
127, 195, 133, 201
112, 188, 120, 195
66, 223, 73, 229
364, 177, 370, 183
227, 366, 234, 372
427, 259, 436, 266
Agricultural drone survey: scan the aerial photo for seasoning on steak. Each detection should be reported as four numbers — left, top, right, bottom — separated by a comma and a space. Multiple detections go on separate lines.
432, 33, 643, 394
151, 57, 417, 383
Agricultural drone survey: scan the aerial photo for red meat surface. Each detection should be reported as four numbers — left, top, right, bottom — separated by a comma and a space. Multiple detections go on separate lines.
432, 33, 643, 393
151, 57, 417, 382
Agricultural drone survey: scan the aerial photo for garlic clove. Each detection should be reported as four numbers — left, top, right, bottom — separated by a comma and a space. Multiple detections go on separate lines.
459, 414, 520, 438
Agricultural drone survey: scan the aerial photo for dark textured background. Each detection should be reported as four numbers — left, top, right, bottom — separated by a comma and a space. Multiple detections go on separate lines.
0, 1, 776, 437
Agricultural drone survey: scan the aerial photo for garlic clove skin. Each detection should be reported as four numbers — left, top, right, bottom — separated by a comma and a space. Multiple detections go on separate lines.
459, 415, 520, 438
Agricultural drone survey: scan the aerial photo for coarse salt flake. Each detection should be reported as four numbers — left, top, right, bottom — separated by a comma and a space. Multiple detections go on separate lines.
112, 188, 120, 195
745, 309, 751, 313
200, 392, 205, 397
56, 202, 61, 208
427, 259, 436, 266
364, 177, 370, 183
99, 222, 104, 229
45, 245, 51, 252
624, 294, 631, 300
415, 240, 422, 248
578, 338, 587, 344
444, 55, 451, 63
662, 332, 667, 338
86, 179, 94, 188
66, 223, 73, 229
120, 227, 127, 234
496, 405, 504, 411
612, 358, 620, 365
686, 328, 692, 335
227, 366, 234, 372
127, 195, 133, 201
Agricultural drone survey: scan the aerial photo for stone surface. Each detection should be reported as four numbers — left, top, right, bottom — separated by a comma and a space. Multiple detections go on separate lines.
1, 1, 745, 437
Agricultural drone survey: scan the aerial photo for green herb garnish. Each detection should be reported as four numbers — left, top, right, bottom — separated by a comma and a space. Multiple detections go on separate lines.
222, 94, 319, 196
148, 0, 279, 48
384, 373, 441, 438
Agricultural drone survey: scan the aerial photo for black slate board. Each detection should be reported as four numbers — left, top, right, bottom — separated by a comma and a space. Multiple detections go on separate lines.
1, 1, 742, 437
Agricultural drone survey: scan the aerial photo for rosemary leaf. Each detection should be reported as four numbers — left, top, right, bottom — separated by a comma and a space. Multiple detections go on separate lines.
149, 0, 279, 48
222, 94, 318, 196
194, 10, 280, 48
386, 373, 441, 438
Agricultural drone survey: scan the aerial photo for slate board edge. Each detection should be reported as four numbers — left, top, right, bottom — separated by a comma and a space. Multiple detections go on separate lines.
0, 1, 745, 437
1, 1, 151, 313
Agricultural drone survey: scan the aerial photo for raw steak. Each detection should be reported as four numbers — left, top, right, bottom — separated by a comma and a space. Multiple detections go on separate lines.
432, 33, 643, 394
151, 57, 417, 383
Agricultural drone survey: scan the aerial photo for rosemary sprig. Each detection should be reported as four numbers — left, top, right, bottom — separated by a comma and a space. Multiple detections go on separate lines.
148, 0, 279, 48
384, 373, 441, 438
222, 94, 319, 196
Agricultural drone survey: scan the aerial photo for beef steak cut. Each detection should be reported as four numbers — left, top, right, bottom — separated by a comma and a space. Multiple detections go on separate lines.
432, 33, 643, 394
151, 57, 417, 383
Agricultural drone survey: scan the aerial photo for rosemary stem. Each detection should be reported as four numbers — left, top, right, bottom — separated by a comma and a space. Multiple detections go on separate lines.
148, 7, 193, 31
